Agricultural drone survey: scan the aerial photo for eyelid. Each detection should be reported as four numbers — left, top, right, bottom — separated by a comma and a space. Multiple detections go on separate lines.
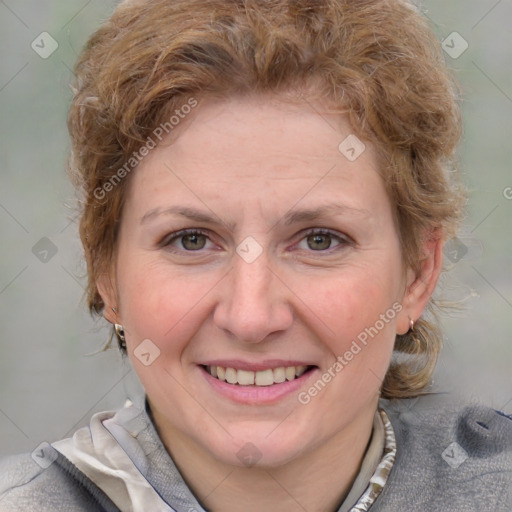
300, 227, 351, 241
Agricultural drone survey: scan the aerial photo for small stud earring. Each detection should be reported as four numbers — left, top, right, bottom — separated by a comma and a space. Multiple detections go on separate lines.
409, 317, 415, 332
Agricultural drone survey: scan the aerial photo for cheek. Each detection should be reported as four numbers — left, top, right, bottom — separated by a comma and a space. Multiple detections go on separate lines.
315, 273, 397, 330
298, 265, 401, 366
117, 257, 214, 351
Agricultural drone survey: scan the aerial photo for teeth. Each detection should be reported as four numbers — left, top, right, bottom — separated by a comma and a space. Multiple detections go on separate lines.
273, 367, 286, 383
285, 367, 296, 381
237, 369, 255, 385
225, 367, 237, 384
255, 369, 274, 386
206, 365, 310, 386
295, 366, 307, 377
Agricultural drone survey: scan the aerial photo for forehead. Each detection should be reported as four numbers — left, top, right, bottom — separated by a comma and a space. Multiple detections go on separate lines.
125, 95, 388, 226
160, 95, 363, 168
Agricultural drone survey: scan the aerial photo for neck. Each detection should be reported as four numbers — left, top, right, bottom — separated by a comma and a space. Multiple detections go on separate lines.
150, 401, 377, 512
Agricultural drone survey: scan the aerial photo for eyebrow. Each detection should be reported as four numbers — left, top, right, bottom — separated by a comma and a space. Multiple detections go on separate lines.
140, 206, 235, 230
140, 204, 370, 229
282, 204, 370, 225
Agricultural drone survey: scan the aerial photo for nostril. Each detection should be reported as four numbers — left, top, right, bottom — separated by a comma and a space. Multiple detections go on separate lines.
476, 421, 489, 430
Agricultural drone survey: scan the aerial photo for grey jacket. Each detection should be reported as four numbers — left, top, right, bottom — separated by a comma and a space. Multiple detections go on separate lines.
1, 396, 511, 511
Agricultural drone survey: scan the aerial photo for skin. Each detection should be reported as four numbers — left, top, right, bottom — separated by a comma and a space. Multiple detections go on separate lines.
99, 94, 443, 512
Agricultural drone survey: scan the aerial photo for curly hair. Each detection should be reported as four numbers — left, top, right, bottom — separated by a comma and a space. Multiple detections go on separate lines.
67, 0, 466, 399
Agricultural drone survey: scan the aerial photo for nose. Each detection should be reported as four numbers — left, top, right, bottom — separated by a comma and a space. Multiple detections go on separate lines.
213, 252, 293, 344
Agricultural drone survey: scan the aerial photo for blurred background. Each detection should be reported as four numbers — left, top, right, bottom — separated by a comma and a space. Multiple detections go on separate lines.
0, 0, 511, 457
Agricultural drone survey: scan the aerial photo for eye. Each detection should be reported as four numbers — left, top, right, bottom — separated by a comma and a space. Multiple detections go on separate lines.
296, 229, 350, 252
163, 229, 214, 251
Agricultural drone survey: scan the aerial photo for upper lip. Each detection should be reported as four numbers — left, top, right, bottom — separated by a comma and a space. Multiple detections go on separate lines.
199, 360, 316, 372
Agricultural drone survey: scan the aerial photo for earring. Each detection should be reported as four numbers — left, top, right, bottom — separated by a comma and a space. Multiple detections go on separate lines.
114, 324, 125, 341
114, 324, 127, 350
409, 317, 415, 332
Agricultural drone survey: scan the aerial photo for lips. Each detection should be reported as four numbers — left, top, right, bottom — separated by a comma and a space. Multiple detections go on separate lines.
204, 365, 311, 386
198, 361, 318, 404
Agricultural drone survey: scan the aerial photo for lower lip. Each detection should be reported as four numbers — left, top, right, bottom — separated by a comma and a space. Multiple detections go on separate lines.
198, 365, 318, 405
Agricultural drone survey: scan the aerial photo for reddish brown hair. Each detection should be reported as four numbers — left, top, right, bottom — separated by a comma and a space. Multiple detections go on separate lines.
68, 0, 466, 398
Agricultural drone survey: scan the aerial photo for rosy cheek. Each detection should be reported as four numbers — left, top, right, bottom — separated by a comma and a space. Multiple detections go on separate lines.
320, 278, 395, 343
120, 267, 203, 350
320, 275, 381, 314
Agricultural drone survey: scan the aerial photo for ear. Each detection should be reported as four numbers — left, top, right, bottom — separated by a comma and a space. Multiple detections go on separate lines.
396, 229, 444, 335
96, 271, 119, 324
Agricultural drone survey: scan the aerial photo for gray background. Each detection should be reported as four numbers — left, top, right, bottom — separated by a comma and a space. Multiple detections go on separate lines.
0, 0, 511, 457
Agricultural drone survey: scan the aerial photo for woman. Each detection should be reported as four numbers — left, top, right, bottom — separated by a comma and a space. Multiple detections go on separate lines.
1, 0, 511, 510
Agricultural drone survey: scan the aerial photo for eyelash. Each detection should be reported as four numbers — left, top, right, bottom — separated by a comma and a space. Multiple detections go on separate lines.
161, 228, 351, 254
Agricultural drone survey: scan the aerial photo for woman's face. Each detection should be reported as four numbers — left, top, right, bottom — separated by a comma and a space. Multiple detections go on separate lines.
106, 95, 415, 467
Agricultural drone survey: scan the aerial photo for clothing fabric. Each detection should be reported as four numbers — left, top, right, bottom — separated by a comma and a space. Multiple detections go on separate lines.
1, 395, 511, 511
347, 410, 396, 512
339, 409, 390, 512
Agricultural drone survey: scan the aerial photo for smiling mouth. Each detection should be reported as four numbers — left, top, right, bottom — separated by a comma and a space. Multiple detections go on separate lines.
202, 365, 315, 386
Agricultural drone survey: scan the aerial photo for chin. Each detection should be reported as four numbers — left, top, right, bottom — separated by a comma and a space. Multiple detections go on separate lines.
201, 422, 312, 468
